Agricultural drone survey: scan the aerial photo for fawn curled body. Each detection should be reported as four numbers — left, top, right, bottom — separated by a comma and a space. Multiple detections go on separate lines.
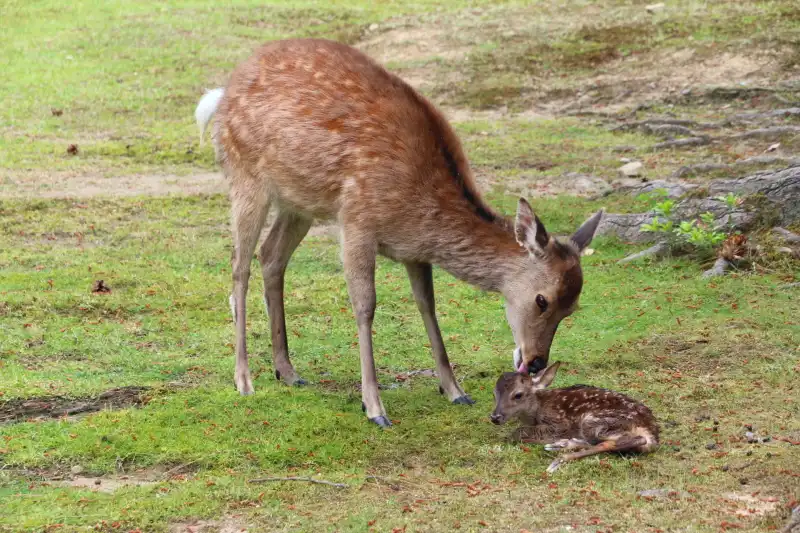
195, 38, 603, 427
492, 363, 659, 473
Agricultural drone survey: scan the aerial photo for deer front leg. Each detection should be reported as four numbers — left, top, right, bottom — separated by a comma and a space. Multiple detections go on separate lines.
341, 232, 390, 428
511, 425, 561, 444
229, 187, 269, 396
404, 262, 473, 405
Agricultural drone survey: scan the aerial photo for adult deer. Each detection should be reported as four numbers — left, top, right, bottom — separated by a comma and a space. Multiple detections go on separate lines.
195, 38, 603, 428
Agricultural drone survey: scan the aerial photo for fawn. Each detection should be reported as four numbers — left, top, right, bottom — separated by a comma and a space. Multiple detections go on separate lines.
195, 38, 603, 427
491, 362, 659, 472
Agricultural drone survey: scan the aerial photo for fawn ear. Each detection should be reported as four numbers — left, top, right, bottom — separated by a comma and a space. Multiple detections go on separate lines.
531, 362, 561, 389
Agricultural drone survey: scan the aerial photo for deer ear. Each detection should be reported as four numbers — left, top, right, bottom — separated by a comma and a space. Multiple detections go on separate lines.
515, 198, 549, 253
532, 362, 561, 389
571, 209, 604, 252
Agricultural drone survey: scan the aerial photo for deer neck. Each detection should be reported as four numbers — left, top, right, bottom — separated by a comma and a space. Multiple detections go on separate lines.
428, 213, 529, 294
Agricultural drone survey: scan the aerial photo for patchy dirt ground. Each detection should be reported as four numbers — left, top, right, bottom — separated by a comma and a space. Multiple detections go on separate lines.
169, 517, 250, 533
0, 386, 151, 424
0, 171, 225, 199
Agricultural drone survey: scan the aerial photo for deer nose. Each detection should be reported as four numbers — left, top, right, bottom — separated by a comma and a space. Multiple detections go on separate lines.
530, 357, 547, 374
490, 413, 504, 425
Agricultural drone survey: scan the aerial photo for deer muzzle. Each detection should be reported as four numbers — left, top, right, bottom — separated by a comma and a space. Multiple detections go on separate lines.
513, 347, 547, 375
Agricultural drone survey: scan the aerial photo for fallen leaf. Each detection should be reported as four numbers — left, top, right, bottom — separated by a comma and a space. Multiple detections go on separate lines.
66, 144, 79, 155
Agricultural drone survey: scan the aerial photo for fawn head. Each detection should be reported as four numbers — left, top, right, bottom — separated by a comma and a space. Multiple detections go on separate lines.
490, 362, 562, 425
507, 199, 602, 375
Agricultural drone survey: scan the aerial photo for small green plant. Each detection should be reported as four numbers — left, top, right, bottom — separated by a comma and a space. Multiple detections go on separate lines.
673, 218, 726, 252
640, 194, 734, 259
641, 216, 673, 233
715, 192, 742, 210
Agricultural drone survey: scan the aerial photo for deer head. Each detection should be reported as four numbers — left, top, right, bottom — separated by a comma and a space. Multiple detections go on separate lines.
490, 362, 561, 424
505, 199, 602, 375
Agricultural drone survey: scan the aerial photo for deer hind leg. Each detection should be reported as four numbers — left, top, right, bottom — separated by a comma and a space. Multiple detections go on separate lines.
341, 228, 389, 428
404, 262, 473, 405
546, 434, 648, 473
259, 208, 312, 386
229, 182, 270, 396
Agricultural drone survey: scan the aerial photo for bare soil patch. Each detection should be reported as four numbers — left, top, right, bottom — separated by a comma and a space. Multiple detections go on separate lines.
356, 6, 796, 120
0, 386, 151, 424
0, 171, 225, 199
169, 517, 249, 533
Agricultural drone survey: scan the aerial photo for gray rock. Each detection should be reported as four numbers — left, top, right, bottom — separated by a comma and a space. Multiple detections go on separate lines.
70, 465, 84, 475
611, 177, 645, 189
619, 161, 644, 177
562, 172, 612, 196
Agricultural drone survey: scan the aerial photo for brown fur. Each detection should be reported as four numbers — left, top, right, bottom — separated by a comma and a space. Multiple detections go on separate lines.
198, 38, 603, 424
491, 363, 659, 472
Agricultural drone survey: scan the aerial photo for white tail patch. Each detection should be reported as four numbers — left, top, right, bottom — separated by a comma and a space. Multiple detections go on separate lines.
195, 88, 225, 144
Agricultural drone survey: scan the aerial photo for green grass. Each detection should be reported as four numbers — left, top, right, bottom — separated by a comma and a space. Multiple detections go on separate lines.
0, 0, 512, 177
3, 0, 799, 179
1, 195, 798, 532
2, 0, 800, 531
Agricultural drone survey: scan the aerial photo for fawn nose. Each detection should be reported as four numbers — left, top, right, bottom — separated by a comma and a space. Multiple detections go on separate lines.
490, 413, 504, 425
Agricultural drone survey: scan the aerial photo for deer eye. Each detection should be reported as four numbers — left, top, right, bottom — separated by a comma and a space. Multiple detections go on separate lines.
513, 392, 523, 400
535, 294, 548, 312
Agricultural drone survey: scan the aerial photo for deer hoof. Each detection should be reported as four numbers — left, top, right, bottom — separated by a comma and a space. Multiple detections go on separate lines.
452, 395, 475, 406
275, 370, 307, 386
439, 385, 444, 395
369, 416, 392, 428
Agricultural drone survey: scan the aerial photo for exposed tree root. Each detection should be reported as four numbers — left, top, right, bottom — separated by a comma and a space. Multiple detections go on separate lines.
618, 242, 670, 264
701, 257, 733, 278
651, 136, 711, 150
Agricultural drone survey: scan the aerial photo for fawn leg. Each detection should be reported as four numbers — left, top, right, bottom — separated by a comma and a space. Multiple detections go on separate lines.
546, 435, 647, 473
544, 439, 592, 451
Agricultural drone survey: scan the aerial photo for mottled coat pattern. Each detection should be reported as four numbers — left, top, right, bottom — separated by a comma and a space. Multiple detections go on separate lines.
492, 363, 659, 472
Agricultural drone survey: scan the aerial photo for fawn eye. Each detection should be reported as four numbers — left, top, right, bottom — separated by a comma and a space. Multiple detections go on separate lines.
535, 294, 548, 312
513, 392, 523, 400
